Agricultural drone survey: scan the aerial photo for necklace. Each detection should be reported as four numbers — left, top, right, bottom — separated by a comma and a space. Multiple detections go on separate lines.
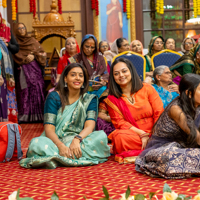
126, 94, 135, 104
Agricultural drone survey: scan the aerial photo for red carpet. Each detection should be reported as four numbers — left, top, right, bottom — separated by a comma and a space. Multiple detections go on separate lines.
1, 124, 200, 200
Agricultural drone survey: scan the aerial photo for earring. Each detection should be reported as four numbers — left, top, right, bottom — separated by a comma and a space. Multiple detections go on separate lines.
64, 82, 68, 88
81, 84, 84, 88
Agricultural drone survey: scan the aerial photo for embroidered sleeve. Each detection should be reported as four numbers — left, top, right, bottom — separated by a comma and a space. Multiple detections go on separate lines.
86, 97, 97, 122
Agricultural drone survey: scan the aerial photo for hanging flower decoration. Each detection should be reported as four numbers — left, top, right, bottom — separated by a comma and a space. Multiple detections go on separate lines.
2, 0, 7, 8
58, 0, 62, 14
193, 0, 197, 18
197, 0, 200, 16
29, 0, 36, 18
126, 0, 131, 19
16, 0, 18, 13
156, 0, 164, 14
11, 0, 16, 21
90, 0, 99, 16
123, 0, 127, 12
29, 0, 33, 13
95, 0, 99, 16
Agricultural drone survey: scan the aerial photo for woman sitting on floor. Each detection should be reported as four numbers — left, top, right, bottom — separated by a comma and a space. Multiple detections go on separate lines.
19, 63, 110, 169
68, 34, 108, 98
152, 65, 179, 108
106, 58, 164, 161
135, 73, 200, 179
56, 37, 80, 83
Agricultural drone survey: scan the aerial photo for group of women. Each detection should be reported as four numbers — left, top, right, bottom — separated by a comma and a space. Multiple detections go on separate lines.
2, 21, 200, 179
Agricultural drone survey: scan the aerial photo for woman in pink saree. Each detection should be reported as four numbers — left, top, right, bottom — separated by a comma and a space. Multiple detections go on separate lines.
106, 0, 123, 43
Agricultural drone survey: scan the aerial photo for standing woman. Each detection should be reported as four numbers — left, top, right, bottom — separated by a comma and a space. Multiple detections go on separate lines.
68, 34, 109, 98
13, 23, 47, 122
106, 0, 123, 43
56, 37, 80, 83
107, 58, 164, 157
145, 36, 164, 76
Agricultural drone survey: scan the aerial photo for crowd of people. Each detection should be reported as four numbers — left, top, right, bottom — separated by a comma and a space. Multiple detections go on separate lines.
1, 21, 200, 179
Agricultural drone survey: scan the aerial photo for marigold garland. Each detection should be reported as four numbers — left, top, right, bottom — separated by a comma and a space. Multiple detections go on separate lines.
2, 0, 7, 8
197, 0, 200, 15
123, 0, 126, 12
16, 0, 18, 13
156, 0, 164, 14
11, 0, 16, 21
91, 0, 95, 10
91, 0, 99, 16
29, 0, 33, 12
33, 0, 36, 17
58, 0, 62, 14
126, 0, 131, 19
193, 0, 197, 18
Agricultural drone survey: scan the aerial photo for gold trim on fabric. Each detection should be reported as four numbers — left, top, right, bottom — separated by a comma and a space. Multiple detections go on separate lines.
87, 110, 96, 120
44, 113, 57, 125
68, 57, 76, 64
104, 98, 123, 117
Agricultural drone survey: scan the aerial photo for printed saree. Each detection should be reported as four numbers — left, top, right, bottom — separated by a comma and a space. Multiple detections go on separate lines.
19, 93, 110, 169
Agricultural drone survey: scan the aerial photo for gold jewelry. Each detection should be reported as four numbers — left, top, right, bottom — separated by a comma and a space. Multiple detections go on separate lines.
126, 95, 135, 104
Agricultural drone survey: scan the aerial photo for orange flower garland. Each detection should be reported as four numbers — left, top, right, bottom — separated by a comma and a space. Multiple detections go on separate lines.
2, 0, 7, 8
11, 0, 16, 21
193, 0, 197, 18
126, 0, 131, 19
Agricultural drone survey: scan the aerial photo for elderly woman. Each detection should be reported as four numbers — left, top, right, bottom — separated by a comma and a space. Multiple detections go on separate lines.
180, 37, 196, 55
145, 36, 164, 76
153, 65, 179, 108
19, 63, 110, 169
135, 73, 200, 179
56, 37, 80, 83
164, 38, 176, 51
116, 38, 130, 53
170, 42, 200, 84
13, 23, 46, 122
99, 41, 110, 55
130, 40, 144, 55
106, 58, 163, 161
68, 34, 108, 98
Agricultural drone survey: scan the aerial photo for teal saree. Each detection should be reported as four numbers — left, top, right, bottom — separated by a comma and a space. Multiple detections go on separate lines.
19, 92, 110, 169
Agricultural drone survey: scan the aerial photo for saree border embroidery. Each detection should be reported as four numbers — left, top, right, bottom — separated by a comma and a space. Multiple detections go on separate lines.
105, 98, 123, 116
44, 113, 57, 125
87, 110, 96, 121
68, 57, 76, 64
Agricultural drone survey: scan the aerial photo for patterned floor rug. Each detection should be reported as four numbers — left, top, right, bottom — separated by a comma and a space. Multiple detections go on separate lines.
0, 123, 200, 200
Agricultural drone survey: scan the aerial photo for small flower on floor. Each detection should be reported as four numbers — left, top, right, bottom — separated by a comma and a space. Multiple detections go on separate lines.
162, 191, 178, 200
8, 191, 17, 200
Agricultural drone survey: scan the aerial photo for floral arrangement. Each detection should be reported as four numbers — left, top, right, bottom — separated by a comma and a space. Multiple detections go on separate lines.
58, 0, 62, 14
8, 183, 200, 200
126, 0, 131, 19
11, 0, 16, 21
2, 0, 7, 8
123, 0, 127, 12
29, 0, 36, 18
156, 0, 164, 15
91, 0, 99, 16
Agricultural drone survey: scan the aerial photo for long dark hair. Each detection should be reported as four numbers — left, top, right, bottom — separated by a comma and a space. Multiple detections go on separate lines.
179, 74, 200, 147
109, 58, 143, 98
116, 38, 127, 48
55, 63, 89, 111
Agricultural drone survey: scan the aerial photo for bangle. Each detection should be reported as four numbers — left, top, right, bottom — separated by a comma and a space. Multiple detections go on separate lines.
140, 132, 149, 139
56, 141, 64, 148
74, 135, 83, 143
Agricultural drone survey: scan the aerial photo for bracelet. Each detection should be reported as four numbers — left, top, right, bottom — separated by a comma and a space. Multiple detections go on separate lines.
74, 135, 83, 143
140, 132, 149, 139
56, 141, 64, 148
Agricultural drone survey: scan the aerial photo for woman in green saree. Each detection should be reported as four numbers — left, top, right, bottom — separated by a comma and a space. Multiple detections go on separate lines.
19, 63, 110, 169
145, 36, 164, 77
170, 42, 200, 84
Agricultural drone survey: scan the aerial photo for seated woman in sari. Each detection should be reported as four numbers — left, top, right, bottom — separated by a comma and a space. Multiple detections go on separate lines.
99, 41, 110, 55
106, 58, 164, 162
116, 38, 130, 53
19, 63, 110, 169
68, 34, 108, 98
13, 23, 46, 122
180, 37, 196, 55
152, 65, 179, 108
56, 37, 80, 83
135, 73, 200, 179
145, 36, 164, 77
130, 40, 144, 55
164, 38, 176, 51
170, 42, 200, 85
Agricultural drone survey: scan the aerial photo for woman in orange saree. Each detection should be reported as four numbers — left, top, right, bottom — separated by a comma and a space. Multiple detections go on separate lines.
107, 58, 164, 162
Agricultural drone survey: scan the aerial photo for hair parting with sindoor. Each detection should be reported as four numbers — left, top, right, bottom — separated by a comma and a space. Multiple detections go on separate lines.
109, 57, 143, 98
55, 63, 89, 112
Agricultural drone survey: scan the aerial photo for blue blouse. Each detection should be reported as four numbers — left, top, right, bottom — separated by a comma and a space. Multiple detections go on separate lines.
44, 91, 97, 126
153, 84, 179, 108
